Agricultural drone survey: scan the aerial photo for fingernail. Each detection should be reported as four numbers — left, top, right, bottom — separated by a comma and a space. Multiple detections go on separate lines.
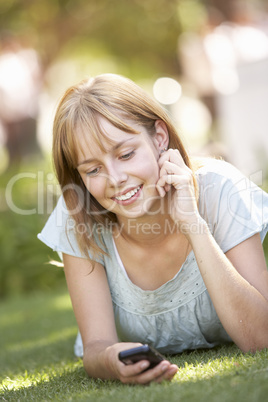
161, 364, 168, 372
141, 361, 149, 370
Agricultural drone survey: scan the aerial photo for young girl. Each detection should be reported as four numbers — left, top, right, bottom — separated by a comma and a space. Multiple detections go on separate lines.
38, 74, 268, 385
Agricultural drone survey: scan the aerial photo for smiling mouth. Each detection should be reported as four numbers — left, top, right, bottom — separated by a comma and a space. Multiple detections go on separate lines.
113, 185, 142, 201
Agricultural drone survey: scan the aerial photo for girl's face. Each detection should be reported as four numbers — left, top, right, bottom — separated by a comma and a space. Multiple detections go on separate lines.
76, 116, 166, 219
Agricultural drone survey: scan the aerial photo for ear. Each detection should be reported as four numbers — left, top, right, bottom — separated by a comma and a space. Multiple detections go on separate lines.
154, 120, 169, 153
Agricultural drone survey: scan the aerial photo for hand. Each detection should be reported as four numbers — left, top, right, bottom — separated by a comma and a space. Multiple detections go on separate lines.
156, 149, 200, 232
106, 343, 178, 385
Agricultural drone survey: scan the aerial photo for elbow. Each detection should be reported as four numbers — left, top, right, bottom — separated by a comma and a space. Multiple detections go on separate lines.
238, 343, 263, 354
236, 334, 268, 354
233, 312, 268, 353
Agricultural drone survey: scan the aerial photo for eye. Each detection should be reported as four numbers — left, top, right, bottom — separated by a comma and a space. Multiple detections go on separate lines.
86, 167, 100, 177
119, 151, 135, 160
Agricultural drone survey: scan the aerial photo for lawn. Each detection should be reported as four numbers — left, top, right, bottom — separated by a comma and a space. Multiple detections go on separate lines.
1, 287, 268, 402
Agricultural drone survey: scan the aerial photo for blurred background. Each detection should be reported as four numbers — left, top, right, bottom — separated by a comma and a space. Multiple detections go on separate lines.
0, 0, 268, 298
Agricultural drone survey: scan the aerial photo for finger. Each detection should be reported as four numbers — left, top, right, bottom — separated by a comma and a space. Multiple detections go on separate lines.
159, 166, 194, 188
164, 183, 172, 193
127, 361, 178, 385
136, 361, 174, 385
160, 160, 192, 178
156, 180, 172, 198
156, 172, 176, 197
118, 360, 151, 384
157, 150, 189, 197
156, 182, 166, 198
158, 148, 186, 169
119, 359, 150, 377
154, 364, 178, 383
157, 173, 183, 190
164, 174, 190, 189
119, 360, 166, 385
157, 161, 181, 197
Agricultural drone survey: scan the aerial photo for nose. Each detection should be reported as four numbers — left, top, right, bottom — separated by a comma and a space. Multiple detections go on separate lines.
106, 161, 128, 188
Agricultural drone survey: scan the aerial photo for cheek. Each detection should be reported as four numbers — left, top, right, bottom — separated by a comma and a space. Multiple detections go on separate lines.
138, 156, 160, 181
82, 177, 105, 199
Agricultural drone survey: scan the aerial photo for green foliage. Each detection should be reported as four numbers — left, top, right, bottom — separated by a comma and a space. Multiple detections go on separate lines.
0, 0, 183, 77
177, 0, 207, 32
0, 160, 64, 298
1, 288, 268, 401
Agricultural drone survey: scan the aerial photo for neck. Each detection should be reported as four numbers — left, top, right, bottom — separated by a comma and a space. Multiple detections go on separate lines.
113, 198, 180, 246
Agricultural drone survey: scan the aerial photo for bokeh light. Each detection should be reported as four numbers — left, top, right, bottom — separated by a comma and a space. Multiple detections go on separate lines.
153, 77, 182, 105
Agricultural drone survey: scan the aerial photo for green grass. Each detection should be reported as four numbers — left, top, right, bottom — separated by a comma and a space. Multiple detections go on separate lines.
1, 287, 268, 401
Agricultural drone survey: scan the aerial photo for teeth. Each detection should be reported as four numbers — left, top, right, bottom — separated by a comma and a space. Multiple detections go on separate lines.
115, 186, 141, 201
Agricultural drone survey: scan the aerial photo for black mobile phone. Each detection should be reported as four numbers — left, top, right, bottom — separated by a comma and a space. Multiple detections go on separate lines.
118, 344, 165, 370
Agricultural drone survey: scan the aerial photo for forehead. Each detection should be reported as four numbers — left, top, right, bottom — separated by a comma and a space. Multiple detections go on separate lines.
75, 116, 141, 164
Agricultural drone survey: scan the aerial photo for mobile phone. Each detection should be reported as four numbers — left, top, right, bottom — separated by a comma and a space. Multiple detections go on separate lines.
118, 344, 165, 370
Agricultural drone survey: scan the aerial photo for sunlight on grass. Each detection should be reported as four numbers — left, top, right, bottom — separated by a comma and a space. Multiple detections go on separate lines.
1, 289, 268, 402
2, 372, 50, 392
1, 360, 83, 393
171, 348, 268, 388
173, 354, 252, 383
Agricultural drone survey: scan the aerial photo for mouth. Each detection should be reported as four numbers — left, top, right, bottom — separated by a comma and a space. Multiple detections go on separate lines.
112, 185, 143, 204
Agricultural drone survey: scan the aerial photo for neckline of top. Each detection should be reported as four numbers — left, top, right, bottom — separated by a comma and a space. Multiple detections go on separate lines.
110, 236, 195, 293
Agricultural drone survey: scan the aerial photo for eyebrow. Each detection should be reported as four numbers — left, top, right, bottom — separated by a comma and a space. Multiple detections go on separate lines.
77, 138, 134, 167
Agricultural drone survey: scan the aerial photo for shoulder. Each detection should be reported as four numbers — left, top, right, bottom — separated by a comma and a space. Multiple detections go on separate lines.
194, 158, 268, 252
195, 158, 244, 185
37, 195, 110, 263
195, 158, 267, 207
37, 195, 84, 258
194, 158, 256, 206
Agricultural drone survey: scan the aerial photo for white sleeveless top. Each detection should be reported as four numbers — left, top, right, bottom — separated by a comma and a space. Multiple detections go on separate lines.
38, 160, 268, 357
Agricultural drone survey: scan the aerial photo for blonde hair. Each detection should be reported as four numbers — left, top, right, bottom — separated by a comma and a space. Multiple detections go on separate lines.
52, 74, 199, 258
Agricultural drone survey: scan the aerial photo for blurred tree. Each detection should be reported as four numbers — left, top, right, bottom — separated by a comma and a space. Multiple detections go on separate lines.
0, 0, 182, 77
202, 0, 268, 24
1, 0, 268, 75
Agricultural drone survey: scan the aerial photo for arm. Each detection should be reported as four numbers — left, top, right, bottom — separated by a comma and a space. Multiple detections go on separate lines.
63, 253, 178, 383
188, 228, 268, 352
157, 149, 268, 352
63, 253, 117, 379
